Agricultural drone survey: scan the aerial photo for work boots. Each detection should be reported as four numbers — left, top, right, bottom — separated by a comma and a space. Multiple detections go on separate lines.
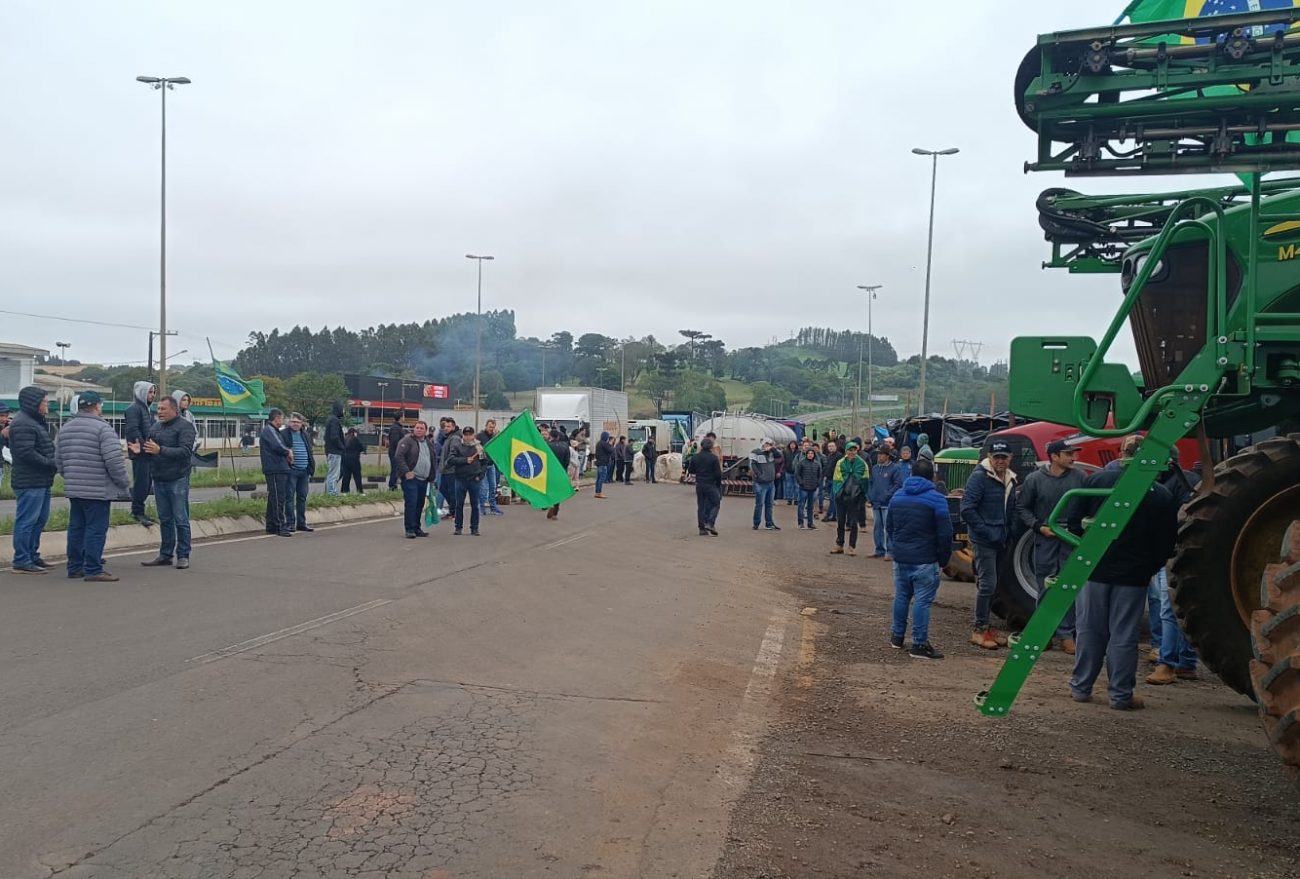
970, 628, 1000, 650
1146, 664, 1177, 685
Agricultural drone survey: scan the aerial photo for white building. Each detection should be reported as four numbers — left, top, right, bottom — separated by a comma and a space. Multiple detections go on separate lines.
0, 342, 48, 399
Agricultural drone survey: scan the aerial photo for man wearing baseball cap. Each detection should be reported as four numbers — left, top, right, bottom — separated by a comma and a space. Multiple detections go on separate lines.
54, 392, 130, 581
1016, 439, 1089, 653
960, 439, 1019, 650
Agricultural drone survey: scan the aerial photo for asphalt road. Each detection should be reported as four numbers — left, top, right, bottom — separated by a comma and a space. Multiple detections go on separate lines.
0, 480, 799, 878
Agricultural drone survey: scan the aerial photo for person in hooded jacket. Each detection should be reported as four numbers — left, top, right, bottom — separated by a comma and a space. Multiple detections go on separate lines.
781, 440, 799, 504
688, 437, 723, 535
323, 401, 346, 495
55, 391, 129, 581
820, 441, 842, 522
123, 380, 156, 526
868, 448, 905, 559
547, 428, 571, 520
749, 439, 780, 531
960, 440, 1019, 650
886, 458, 953, 659
9, 386, 58, 574
642, 437, 658, 484
793, 445, 823, 529
341, 428, 366, 494
593, 431, 613, 497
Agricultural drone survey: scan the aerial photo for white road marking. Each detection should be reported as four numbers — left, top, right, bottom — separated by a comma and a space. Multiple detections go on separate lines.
717, 613, 786, 790
186, 599, 392, 664
544, 532, 590, 550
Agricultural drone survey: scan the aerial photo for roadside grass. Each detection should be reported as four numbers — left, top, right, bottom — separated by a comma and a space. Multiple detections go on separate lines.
0, 489, 401, 535
0, 463, 390, 499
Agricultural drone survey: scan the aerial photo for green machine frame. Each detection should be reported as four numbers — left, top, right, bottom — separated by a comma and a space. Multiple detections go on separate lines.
977, 8, 1300, 716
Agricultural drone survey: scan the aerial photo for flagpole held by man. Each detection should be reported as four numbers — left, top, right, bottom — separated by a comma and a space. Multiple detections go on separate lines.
482, 411, 576, 513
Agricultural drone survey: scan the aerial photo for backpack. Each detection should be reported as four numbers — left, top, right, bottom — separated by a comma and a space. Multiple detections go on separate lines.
836, 474, 863, 505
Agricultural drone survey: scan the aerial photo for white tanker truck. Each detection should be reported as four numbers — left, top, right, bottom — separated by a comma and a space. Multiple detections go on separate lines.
692, 413, 799, 481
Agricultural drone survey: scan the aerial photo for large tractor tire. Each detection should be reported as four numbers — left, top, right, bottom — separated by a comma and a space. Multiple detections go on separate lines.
1250, 521, 1300, 784
1171, 434, 1300, 699
991, 530, 1039, 631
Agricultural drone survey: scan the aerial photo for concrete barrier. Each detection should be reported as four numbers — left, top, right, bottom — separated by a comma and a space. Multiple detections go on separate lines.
0, 501, 401, 567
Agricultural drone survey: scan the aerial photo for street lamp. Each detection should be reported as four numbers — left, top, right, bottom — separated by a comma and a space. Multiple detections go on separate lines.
855, 285, 883, 434
137, 74, 191, 398
55, 341, 71, 368
465, 253, 495, 430
911, 146, 959, 417
376, 381, 389, 464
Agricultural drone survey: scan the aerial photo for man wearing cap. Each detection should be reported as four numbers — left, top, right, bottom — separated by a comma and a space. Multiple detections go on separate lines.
749, 438, 781, 531
54, 392, 129, 581
1017, 439, 1089, 653
8, 386, 58, 574
868, 447, 905, 559
960, 440, 1019, 650
830, 441, 867, 555
688, 436, 723, 535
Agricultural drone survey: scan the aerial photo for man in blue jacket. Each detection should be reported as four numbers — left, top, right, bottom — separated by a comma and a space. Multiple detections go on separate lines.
886, 458, 953, 659
868, 447, 905, 559
959, 440, 1019, 650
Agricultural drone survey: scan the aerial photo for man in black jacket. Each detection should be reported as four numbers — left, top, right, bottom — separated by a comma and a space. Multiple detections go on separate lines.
477, 419, 505, 516
139, 396, 198, 569
447, 426, 485, 536
123, 380, 156, 526
8, 386, 57, 573
688, 437, 723, 536
547, 428, 571, 520
1067, 462, 1179, 710
260, 409, 295, 537
323, 401, 345, 496
593, 431, 613, 498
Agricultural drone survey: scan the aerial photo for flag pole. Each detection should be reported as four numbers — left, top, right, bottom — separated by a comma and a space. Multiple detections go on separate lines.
207, 338, 242, 501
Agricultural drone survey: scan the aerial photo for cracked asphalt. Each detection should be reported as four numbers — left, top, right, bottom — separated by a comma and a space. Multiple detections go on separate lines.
0, 482, 798, 878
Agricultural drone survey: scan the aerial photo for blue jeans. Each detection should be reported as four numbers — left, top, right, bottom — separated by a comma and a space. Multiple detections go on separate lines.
154, 476, 192, 560
1156, 568, 1197, 670
325, 453, 342, 495
387, 452, 399, 490
782, 472, 797, 502
891, 562, 942, 645
595, 464, 609, 494
1147, 581, 1162, 653
752, 481, 775, 527
797, 488, 816, 525
479, 465, 501, 512
288, 467, 310, 529
823, 478, 836, 519
1070, 580, 1146, 707
972, 543, 1000, 629
67, 498, 110, 577
454, 479, 481, 532
872, 506, 889, 555
12, 487, 52, 567
401, 476, 428, 533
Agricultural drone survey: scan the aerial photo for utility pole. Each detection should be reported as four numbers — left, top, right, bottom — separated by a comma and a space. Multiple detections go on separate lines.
856, 284, 882, 436
465, 254, 495, 430
136, 75, 191, 397
911, 146, 959, 417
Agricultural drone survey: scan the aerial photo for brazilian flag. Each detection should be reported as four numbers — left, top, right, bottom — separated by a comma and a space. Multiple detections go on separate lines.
213, 360, 267, 414
483, 410, 575, 509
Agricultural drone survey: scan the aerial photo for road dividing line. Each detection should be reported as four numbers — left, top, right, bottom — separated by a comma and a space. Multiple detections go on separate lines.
544, 532, 590, 550
186, 599, 392, 664
796, 616, 818, 689
717, 614, 786, 790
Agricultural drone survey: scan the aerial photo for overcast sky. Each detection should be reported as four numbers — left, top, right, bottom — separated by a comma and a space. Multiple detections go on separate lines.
2, 0, 1226, 370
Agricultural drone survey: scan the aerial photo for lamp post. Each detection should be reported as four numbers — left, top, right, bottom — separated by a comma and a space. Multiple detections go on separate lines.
911, 146, 959, 417
136, 75, 191, 397
55, 341, 71, 368
465, 254, 495, 430
856, 284, 883, 433
376, 381, 389, 466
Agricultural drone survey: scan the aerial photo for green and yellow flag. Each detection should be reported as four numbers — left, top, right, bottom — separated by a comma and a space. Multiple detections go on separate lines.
213, 359, 267, 414
483, 410, 575, 509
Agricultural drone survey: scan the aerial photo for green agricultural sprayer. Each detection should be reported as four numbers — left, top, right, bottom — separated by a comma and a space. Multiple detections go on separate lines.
978, 7, 1300, 784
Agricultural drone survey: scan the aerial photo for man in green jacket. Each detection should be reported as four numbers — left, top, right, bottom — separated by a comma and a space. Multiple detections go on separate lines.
830, 442, 868, 556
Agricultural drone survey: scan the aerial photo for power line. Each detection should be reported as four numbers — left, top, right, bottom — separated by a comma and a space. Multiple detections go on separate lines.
0, 308, 156, 332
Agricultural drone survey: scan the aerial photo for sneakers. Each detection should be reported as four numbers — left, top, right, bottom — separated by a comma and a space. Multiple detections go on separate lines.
909, 642, 944, 660
699, 528, 709, 536
765, 524, 781, 531
33, 559, 54, 569
1059, 638, 1077, 655
85, 572, 120, 582
1146, 664, 1177, 685
176, 558, 190, 570
970, 628, 999, 650
133, 514, 155, 528
140, 556, 173, 567
889, 634, 904, 649
706, 527, 719, 536
12, 564, 47, 575
806, 523, 816, 530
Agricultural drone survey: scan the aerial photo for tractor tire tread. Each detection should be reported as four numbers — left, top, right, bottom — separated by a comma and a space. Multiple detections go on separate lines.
1249, 518, 1300, 784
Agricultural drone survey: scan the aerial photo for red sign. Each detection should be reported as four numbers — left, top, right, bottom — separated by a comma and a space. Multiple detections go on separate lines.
424, 384, 450, 400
